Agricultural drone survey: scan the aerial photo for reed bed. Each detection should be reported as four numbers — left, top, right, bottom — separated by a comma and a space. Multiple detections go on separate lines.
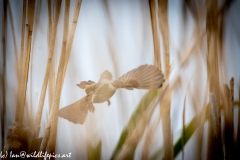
0, 0, 240, 160
1, 0, 7, 152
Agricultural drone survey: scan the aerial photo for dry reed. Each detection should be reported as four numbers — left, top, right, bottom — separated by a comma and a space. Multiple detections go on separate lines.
47, 0, 55, 112
149, 0, 161, 69
158, 0, 172, 159
48, 0, 70, 154
19, 0, 27, 73
158, 0, 169, 77
208, 93, 223, 159
1, 0, 7, 151
47, 0, 82, 154
223, 84, 235, 158
40, 0, 82, 155
16, 0, 36, 123
63, 0, 82, 78
34, 0, 62, 136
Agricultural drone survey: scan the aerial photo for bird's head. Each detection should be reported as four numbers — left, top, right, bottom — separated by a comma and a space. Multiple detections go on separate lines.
100, 70, 112, 80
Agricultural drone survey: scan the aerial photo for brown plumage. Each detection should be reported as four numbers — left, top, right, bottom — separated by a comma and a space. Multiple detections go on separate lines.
58, 64, 165, 124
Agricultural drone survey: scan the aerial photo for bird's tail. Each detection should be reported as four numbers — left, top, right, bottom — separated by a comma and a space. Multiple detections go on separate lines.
58, 97, 89, 124
112, 64, 165, 90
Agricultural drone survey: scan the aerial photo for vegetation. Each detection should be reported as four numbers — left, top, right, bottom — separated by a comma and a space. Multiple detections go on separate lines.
0, 0, 239, 159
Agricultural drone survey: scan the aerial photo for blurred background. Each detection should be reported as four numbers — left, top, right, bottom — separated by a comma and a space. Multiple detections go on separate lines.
0, 0, 240, 159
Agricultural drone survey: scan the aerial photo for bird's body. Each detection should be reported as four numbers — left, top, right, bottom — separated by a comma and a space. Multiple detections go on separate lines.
58, 64, 165, 124
92, 78, 116, 103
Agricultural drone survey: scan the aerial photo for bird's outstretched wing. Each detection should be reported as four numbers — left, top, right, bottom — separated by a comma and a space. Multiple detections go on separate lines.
76, 80, 96, 89
77, 80, 97, 95
58, 97, 89, 124
112, 64, 164, 90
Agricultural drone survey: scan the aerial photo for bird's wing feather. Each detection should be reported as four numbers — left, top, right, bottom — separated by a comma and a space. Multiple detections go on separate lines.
112, 64, 165, 89
58, 97, 89, 124
76, 80, 96, 89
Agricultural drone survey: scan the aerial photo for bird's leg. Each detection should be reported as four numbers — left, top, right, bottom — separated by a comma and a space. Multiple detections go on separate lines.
107, 100, 111, 106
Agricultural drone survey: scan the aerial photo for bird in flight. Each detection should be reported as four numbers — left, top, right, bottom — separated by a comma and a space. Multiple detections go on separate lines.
58, 64, 165, 124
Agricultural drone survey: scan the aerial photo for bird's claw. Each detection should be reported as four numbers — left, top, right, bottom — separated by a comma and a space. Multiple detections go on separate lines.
107, 100, 111, 107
